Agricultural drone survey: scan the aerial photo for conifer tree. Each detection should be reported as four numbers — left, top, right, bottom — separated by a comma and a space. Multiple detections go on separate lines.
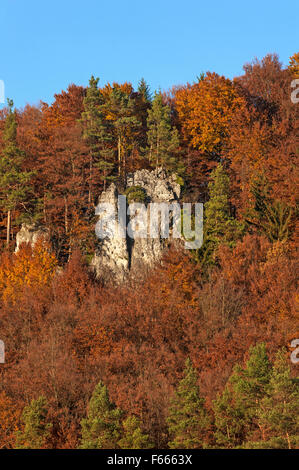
102, 87, 142, 178
80, 381, 123, 449
256, 348, 299, 449
146, 92, 180, 171
15, 396, 52, 449
0, 99, 34, 244
247, 174, 293, 242
200, 163, 244, 266
213, 343, 272, 447
167, 358, 210, 449
138, 78, 152, 103
81, 76, 114, 198
118, 416, 153, 449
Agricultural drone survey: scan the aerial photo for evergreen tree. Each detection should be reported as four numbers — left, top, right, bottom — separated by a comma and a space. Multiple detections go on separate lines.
213, 343, 272, 448
138, 78, 152, 103
80, 381, 123, 449
103, 87, 142, 178
256, 348, 299, 449
167, 358, 210, 449
146, 92, 180, 171
0, 99, 34, 244
15, 396, 52, 449
118, 416, 153, 449
247, 174, 293, 242
81, 76, 114, 198
200, 163, 244, 266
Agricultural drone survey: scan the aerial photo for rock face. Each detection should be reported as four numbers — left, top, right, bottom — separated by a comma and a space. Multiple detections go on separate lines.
15, 223, 50, 252
91, 168, 182, 282
126, 167, 181, 202
90, 183, 129, 283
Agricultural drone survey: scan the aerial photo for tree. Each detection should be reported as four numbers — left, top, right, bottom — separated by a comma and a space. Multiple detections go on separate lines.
247, 174, 293, 242
256, 348, 299, 449
175, 73, 244, 156
15, 396, 52, 449
118, 416, 153, 449
80, 381, 123, 449
0, 392, 22, 449
199, 163, 244, 267
0, 239, 57, 303
81, 76, 114, 197
101, 85, 142, 178
213, 343, 272, 447
289, 52, 299, 77
146, 92, 180, 171
0, 99, 34, 245
138, 78, 152, 103
167, 358, 210, 449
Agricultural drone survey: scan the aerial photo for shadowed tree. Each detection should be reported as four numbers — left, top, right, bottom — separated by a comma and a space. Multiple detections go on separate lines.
15, 396, 52, 449
80, 381, 123, 449
167, 358, 210, 449
0, 99, 34, 244
118, 416, 153, 449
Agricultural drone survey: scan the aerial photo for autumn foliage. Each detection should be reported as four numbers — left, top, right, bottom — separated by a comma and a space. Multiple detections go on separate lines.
0, 52, 298, 449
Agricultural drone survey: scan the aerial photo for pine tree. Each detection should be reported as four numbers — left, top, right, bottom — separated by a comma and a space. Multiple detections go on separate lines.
247, 174, 293, 242
146, 92, 180, 171
256, 348, 299, 449
102, 86, 142, 178
0, 99, 34, 245
15, 396, 52, 449
118, 416, 153, 449
167, 358, 210, 449
80, 381, 123, 449
138, 78, 152, 103
81, 76, 114, 198
200, 163, 244, 266
213, 343, 272, 448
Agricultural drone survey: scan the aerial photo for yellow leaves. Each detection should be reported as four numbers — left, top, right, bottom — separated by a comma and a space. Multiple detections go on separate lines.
265, 240, 289, 265
0, 391, 22, 448
0, 240, 57, 303
289, 52, 299, 77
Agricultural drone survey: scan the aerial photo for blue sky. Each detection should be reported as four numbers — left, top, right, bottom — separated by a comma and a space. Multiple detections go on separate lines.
0, 0, 298, 109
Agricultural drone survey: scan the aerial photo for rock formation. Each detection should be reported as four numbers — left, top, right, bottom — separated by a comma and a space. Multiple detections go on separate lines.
91, 168, 182, 282
14, 168, 183, 283
15, 223, 50, 252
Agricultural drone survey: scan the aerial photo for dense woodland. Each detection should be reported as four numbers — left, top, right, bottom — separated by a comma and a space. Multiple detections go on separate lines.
0, 53, 298, 449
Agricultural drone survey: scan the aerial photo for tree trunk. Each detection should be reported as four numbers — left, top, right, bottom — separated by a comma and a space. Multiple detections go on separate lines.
286, 431, 291, 449
43, 193, 47, 224
88, 152, 93, 207
118, 136, 121, 176
64, 196, 68, 235
6, 210, 11, 246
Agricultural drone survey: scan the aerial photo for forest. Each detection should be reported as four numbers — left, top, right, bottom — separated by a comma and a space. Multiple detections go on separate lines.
0, 52, 298, 449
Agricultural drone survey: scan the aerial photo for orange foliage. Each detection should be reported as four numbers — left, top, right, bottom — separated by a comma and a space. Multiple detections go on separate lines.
0, 392, 22, 449
175, 73, 245, 154
0, 241, 57, 303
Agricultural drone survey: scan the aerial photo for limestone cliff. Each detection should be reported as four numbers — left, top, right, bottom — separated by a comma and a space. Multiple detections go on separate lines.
15, 223, 50, 252
91, 168, 182, 282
